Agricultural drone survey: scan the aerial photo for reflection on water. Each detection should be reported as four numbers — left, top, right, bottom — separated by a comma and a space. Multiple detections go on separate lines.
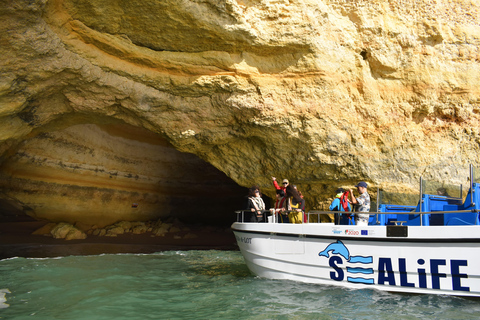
1, 251, 480, 320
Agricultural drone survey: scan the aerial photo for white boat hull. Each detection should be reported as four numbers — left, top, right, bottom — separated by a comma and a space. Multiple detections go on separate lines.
232, 222, 480, 297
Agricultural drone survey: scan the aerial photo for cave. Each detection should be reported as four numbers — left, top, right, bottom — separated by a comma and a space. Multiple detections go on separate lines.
0, 117, 250, 229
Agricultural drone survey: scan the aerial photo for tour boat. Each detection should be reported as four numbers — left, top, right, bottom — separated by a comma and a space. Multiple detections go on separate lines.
231, 165, 480, 297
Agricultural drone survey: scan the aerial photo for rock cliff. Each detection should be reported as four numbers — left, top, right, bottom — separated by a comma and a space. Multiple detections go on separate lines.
0, 0, 479, 225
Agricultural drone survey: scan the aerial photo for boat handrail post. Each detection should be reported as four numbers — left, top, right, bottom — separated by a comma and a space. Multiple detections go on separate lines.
235, 210, 245, 223
419, 176, 423, 226
376, 187, 380, 224
471, 164, 476, 207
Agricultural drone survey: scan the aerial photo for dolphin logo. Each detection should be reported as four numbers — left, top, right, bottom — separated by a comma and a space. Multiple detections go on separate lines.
319, 240, 350, 261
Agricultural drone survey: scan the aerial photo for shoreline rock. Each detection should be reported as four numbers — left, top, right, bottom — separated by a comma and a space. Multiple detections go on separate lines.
50, 223, 87, 240
32, 218, 214, 241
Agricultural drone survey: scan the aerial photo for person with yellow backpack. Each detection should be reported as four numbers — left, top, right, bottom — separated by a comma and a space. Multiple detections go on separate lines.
285, 185, 305, 223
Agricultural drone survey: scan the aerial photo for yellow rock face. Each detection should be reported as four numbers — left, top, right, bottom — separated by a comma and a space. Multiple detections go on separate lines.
1, 0, 480, 223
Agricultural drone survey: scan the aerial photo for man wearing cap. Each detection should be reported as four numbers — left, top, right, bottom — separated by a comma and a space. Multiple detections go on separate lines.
349, 181, 370, 226
272, 177, 289, 192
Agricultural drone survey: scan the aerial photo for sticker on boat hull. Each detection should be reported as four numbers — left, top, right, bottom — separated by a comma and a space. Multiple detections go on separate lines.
319, 240, 470, 292
319, 240, 374, 284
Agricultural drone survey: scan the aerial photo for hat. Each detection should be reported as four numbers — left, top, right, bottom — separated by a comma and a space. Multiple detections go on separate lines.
335, 188, 344, 194
355, 181, 368, 188
282, 179, 289, 184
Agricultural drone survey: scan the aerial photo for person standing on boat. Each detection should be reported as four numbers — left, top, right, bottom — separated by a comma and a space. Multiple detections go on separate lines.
329, 188, 352, 225
292, 185, 305, 208
349, 181, 370, 226
286, 185, 305, 223
272, 177, 289, 192
245, 186, 266, 222
270, 189, 289, 223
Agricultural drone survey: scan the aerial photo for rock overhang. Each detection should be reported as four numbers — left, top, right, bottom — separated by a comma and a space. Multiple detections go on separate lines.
0, 0, 480, 224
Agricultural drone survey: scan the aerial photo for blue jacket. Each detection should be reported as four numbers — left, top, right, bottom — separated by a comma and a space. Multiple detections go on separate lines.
329, 197, 351, 212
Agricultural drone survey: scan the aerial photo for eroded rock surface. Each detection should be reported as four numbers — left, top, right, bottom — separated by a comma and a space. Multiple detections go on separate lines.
1, 0, 480, 224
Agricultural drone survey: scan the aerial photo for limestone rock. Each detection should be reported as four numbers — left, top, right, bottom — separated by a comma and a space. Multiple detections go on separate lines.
50, 222, 87, 240
113, 221, 132, 232
152, 225, 170, 237
32, 223, 57, 236
131, 223, 148, 235
74, 222, 94, 232
0, 0, 479, 226
65, 228, 88, 241
92, 228, 107, 237
105, 226, 124, 237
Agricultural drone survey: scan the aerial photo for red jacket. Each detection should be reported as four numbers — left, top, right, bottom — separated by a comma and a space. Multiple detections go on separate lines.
273, 180, 286, 192
274, 197, 287, 211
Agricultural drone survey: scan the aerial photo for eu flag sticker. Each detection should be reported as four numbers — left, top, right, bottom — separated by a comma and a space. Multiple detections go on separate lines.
361, 230, 368, 235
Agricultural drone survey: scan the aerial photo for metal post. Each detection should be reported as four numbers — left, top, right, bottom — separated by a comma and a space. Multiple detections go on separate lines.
376, 187, 380, 224
471, 164, 475, 207
419, 177, 423, 226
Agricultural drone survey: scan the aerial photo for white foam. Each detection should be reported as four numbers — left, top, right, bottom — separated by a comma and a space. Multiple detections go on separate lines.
0, 257, 19, 262
0, 289, 11, 309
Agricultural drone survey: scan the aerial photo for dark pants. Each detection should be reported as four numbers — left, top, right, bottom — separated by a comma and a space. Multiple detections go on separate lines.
249, 212, 265, 222
334, 213, 341, 225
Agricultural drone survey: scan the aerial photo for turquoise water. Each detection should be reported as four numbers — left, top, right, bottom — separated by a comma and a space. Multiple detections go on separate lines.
1, 250, 479, 320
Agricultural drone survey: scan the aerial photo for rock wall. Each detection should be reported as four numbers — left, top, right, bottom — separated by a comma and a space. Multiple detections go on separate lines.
0, 0, 479, 223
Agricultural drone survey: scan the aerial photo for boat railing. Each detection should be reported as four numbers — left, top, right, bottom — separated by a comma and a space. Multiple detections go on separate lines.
306, 209, 479, 226
234, 209, 479, 226
234, 209, 304, 223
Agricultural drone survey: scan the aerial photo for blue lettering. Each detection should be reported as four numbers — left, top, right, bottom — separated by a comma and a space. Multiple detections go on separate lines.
329, 256, 344, 281
399, 258, 415, 287
378, 258, 396, 285
431, 259, 447, 290
417, 259, 427, 288
324, 244, 472, 292
451, 260, 469, 292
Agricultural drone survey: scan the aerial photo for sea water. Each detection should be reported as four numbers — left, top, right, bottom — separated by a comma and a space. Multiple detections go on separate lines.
1, 251, 479, 320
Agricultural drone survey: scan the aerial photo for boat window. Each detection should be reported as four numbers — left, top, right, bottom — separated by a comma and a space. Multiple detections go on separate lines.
421, 179, 464, 199
378, 190, 418, 206
473, 166, 480, 184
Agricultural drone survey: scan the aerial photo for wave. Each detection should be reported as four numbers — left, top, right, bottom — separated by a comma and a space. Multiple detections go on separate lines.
0, 289, 10, 309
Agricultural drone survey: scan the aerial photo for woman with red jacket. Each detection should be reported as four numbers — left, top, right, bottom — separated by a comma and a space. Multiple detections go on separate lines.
271, 189, 288, 223
272, 176, 289, 192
